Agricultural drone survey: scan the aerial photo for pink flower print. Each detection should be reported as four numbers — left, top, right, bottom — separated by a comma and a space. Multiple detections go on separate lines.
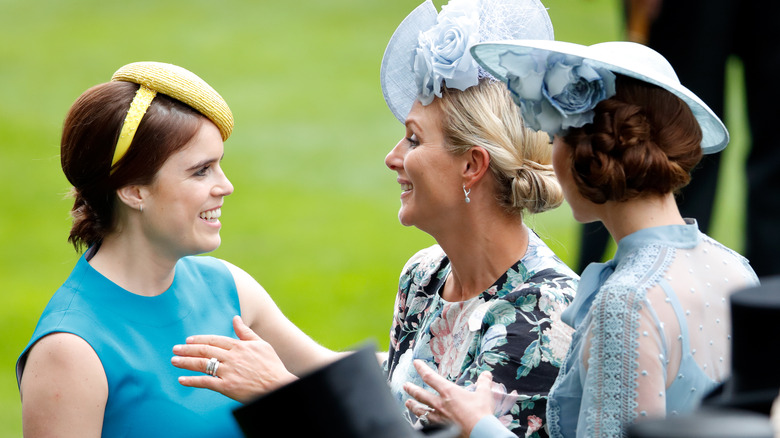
430, 302, 473, 378
526, 415, 543, 437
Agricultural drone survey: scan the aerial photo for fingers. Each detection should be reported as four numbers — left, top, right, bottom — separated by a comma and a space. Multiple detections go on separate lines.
413, 359, 451, 394
178, 374, 223, 391
404, 381, 437, 408
182, 333, 238, 350
474, 370, 494, 395
232, 315, 261, 341
404, 399, 442, 424
172, 342, 228, 360
171, 355, 220, 375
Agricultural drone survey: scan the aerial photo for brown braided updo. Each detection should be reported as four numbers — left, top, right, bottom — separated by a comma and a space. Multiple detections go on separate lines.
561, 75, 703, 204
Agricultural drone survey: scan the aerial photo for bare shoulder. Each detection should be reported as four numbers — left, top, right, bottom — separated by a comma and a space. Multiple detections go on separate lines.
20, 332, 106, 438
216, 259, 274, 326
218, 259, 267, 293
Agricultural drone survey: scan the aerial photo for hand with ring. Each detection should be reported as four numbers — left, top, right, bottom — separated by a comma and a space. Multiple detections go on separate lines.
205, 357, 220, 377
403, 360, 496, 436
172, 315, 297, 402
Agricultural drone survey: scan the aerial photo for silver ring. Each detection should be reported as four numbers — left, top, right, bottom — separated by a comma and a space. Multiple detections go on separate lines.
206, 357, 220, 377
419, 407, 432, 425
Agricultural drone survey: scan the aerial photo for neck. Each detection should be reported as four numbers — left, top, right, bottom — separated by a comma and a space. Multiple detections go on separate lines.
598, 193, 686, 243
88, 230, 180, 297
434, 211, 529, 302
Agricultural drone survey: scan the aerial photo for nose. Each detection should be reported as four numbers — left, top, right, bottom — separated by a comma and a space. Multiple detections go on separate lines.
385, 138, 406, 171
214, 165, 234, 197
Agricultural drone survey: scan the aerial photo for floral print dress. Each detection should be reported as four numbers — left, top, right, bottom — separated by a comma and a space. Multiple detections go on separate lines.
385, 229, 578, 437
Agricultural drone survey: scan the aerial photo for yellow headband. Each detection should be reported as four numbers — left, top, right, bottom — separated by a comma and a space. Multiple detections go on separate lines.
109, 61, 234, 170
112, 85, 157, 168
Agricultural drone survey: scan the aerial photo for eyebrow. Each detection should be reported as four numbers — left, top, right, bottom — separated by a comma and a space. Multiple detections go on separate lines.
185, 153, 224, 172
405, 119, 422, 134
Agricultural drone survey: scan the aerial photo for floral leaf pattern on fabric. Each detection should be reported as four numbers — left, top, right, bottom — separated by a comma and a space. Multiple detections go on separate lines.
385, 230, 578, 437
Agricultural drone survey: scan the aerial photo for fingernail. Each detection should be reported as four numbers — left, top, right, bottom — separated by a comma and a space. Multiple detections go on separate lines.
171, 356, 180, 364
172, 345, 182, 353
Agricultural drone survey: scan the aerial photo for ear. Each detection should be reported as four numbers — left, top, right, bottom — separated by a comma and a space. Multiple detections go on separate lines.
115, 185, 146, 211
462, 146, 491, 189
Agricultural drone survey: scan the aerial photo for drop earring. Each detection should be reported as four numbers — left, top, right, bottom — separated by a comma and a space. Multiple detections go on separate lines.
463, 185, 471, 204
139, 203, 144, 213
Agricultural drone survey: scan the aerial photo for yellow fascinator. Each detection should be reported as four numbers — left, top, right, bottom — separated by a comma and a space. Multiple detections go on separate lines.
109, 62, 234, 170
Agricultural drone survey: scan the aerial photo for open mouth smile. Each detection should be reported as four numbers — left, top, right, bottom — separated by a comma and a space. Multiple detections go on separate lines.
199, 207, 221, 222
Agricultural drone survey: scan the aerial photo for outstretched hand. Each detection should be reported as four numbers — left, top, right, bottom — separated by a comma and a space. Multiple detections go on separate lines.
404, 360, 496, 437
172, 315, 297, 403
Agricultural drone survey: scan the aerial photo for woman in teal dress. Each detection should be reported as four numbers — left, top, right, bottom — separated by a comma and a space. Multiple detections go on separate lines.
17, 62, 339, 437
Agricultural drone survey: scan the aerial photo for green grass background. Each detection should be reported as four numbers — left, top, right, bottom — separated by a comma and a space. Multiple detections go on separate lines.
0, 0, 749, 435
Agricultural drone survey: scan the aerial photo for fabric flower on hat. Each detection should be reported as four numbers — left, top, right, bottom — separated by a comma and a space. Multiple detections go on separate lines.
414, 0, 480, 105
499, 50, 616, 137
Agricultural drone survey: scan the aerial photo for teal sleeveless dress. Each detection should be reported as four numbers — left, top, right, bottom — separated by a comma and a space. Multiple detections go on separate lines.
17, 253, 243, 437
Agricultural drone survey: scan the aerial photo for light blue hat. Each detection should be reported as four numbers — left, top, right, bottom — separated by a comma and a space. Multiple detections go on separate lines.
380, 0, 554, 123
471, 39, 729, 154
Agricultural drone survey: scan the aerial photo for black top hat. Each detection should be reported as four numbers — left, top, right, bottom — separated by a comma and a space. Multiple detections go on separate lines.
626, 407, 774, 438
233, 343, 460, 438
702, 276, 780, 415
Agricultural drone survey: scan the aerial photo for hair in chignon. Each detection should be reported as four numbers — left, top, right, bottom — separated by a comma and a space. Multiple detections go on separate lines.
561, 75, 703, 204
438, 80, 563, 216
61, 81, 205, 252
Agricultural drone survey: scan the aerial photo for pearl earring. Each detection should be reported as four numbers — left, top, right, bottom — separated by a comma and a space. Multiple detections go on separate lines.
463, 185, 471, 204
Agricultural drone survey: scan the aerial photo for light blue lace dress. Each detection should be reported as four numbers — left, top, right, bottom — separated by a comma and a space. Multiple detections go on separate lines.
546, 220, 759, 438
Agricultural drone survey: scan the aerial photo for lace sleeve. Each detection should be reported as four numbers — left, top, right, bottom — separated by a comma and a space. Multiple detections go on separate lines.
579, 283, 668, 437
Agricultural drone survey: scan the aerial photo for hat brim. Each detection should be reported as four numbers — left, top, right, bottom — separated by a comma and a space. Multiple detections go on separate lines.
380, 0, 438, 123
471, 40, 729, 154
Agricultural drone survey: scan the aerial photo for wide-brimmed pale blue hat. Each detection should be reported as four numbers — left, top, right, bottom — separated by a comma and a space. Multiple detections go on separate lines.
471, 40, 729, 154
380, 0, 554, 123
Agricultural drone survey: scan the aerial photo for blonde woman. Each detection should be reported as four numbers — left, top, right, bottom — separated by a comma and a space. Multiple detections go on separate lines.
380, 1, 578, 435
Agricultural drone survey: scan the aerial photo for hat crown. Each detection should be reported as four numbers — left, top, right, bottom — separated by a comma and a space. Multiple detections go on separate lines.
380, 0, 553, 122
589, 42, 680, 88
471, 39, 730, 153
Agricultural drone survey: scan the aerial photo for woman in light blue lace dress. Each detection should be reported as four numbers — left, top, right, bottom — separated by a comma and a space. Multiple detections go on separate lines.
474, 40, 760, 437
404, 40, 760, 437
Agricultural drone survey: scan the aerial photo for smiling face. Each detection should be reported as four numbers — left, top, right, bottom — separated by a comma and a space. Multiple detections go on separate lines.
139, 120, 234, 259
384, 100, 464, 233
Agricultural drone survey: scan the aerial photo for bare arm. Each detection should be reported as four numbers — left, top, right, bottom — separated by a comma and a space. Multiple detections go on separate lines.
172, 260, 345, 401
226, 260, 341, 374
20, 333, 107, 438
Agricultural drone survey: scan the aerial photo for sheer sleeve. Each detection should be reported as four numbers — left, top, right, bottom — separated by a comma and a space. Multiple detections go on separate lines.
578, 283, 668, 437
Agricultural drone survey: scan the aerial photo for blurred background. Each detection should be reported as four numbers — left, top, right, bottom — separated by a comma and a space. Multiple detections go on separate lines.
0, 0, 749, 435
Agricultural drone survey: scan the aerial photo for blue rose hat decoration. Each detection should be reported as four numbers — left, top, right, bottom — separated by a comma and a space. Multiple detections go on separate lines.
380, 0, 554, 123
470, 39, 729, 154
